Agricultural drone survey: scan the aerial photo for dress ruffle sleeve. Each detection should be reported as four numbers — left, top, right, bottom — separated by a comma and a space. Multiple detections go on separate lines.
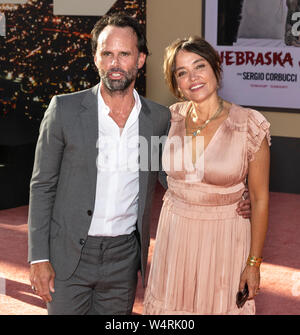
169, 101, 192, 122
247, 109, 271, 162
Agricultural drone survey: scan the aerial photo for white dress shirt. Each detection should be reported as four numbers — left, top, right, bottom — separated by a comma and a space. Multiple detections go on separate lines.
87, 88, 141, 236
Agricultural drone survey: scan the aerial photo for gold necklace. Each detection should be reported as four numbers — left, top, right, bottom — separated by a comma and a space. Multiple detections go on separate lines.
185, 98, 224, 137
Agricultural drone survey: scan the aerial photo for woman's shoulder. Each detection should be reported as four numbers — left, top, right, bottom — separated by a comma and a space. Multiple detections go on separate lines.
226, 103, 271, 159
226, 103, 269, 131
169, 101, 192, 121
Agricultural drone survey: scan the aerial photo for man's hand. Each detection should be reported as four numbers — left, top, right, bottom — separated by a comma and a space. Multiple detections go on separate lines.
30, 261, 55, 302
236, 191, 251, 219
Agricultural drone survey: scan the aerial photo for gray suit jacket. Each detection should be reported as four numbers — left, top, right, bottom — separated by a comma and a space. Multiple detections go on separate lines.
27, 84, 170, 285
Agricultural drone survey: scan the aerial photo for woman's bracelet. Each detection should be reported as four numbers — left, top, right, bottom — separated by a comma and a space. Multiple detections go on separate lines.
247, 255, 263, 267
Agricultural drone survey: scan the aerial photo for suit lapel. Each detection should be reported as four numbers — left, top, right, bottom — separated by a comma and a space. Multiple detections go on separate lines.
79, 84, 99, 203
138, 97, 154, 218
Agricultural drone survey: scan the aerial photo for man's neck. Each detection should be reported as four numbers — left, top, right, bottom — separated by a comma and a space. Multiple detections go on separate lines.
100, 82, 136, 128
100, 83, 135, 112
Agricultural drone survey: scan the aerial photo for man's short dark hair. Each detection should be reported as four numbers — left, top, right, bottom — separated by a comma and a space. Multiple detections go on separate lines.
91, 13, 149, 56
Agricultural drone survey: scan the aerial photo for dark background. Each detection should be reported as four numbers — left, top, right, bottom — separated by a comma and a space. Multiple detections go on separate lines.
0, 0, 146, 209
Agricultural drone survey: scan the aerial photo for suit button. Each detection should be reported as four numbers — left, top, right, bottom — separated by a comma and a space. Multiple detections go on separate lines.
79, 238, 85, 245
87, 210, 93, 216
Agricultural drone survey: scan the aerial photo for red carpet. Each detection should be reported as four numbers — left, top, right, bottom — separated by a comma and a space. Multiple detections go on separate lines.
0, 183, 300, 315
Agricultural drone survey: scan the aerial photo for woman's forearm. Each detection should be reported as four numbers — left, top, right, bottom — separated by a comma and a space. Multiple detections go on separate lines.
248, 197, 269, 258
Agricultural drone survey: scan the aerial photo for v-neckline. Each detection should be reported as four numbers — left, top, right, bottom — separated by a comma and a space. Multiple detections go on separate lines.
185, 103, 232, 167
202, 104, 232, 152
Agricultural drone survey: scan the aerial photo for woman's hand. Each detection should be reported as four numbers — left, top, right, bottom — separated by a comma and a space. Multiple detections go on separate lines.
239, 265, 260, 299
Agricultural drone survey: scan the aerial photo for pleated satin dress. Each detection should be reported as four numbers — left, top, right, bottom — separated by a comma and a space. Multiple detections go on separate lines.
143, 102, 271, 315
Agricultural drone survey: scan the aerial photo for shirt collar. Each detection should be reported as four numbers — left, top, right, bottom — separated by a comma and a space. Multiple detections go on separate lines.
97, 85, 141, 117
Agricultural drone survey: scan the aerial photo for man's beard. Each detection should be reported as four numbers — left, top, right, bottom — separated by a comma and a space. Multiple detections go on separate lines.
100, 64, 139, 93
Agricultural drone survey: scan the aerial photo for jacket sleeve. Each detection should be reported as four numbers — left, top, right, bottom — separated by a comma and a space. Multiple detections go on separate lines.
27, 95, 65, 262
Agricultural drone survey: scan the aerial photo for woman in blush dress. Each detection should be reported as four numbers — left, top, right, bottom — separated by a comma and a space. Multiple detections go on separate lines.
143, 37, 270, 315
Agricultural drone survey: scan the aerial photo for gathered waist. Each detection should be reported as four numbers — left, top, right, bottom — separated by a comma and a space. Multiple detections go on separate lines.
167, 177, 245, 205
163, 177, 246, 220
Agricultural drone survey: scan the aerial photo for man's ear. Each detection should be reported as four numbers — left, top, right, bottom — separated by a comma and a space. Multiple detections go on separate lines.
137, 52, 146, 69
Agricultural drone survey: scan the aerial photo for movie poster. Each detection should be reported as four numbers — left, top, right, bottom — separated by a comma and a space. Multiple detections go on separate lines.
204, 0, 300, 110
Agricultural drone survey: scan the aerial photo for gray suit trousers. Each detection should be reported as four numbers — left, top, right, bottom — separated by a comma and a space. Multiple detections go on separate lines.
47, 231, 140, 315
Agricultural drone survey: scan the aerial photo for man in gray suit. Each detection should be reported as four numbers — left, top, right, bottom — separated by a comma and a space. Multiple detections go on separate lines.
28, 13, 250, 315
28, 13, 170, 315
